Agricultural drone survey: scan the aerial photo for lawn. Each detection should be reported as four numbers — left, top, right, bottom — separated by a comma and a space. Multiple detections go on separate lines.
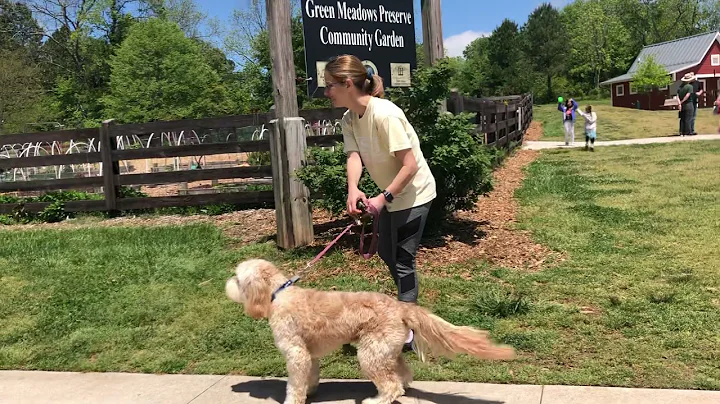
1, 141, 719, 390
535, 98, 720, 141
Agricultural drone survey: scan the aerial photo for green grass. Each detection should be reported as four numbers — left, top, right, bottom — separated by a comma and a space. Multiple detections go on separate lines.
1, 141, 720, 389
535, 98, 720, 141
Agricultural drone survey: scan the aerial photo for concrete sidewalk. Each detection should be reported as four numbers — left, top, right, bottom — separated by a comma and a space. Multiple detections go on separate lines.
2, 371, 720, 404
522, 134, 720, 150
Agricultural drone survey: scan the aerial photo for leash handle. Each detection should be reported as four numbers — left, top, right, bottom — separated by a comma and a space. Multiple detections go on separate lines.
358, 203, 379, 259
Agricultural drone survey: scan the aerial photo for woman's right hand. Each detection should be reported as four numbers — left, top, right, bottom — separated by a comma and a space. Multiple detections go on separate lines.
347, 187, 367, 217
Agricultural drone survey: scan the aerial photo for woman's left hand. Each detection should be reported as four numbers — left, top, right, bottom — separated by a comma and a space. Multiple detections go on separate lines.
367, 194, 387, 212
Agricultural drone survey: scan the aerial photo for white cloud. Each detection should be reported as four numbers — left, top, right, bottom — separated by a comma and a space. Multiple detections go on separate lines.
550, 0, 571, 8
443, 30, 490, 58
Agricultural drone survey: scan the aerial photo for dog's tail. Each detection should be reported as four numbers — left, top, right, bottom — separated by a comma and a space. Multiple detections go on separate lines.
402, 304, 515, 362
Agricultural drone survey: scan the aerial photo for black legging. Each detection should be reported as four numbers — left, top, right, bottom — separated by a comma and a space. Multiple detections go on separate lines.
377, 201, 432, 303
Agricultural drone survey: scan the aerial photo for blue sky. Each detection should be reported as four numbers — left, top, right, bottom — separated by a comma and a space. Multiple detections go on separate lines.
197, 0, 570, 58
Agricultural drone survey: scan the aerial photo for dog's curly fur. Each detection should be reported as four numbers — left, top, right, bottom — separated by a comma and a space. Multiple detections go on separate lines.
225, 258, 515, 404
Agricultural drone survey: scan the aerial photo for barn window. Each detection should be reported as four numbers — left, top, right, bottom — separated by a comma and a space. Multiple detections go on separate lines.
712, 54, 720, 66
616, 84, 625, 97
629, 83, 638, 95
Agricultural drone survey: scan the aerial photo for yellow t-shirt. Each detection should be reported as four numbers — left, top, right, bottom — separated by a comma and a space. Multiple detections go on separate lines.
341, 96, 436, 212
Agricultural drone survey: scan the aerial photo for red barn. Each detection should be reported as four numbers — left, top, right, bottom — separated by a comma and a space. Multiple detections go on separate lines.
601, 32, 720, 110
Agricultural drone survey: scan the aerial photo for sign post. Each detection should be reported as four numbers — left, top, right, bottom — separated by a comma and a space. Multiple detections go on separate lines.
421, 0, 446, 111
300, 0, 417, 98
267, 0, 314, 249
421, 0, 444, 66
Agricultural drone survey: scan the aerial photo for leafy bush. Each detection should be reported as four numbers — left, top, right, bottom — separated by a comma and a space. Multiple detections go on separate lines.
296, 59, 496, 230
37, 201, 67, 223
248, 151, 271, 166
2, 190, 104, 224
295, 145, 380, 216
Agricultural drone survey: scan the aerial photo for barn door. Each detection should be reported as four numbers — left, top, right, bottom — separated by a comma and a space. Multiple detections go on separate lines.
698, 79, 707, 107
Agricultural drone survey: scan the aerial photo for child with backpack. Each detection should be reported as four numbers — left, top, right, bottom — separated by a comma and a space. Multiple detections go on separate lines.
577, 105, 598, 151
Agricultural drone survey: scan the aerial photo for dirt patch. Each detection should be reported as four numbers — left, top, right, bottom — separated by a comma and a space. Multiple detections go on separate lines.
415, 148, 563, 272
524, 120, 543, 141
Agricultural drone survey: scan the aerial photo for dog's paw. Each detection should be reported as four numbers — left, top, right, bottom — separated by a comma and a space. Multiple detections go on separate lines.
362, 397, 397, 404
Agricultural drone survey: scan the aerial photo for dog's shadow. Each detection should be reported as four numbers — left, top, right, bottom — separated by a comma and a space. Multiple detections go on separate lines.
231, 379, 504, 404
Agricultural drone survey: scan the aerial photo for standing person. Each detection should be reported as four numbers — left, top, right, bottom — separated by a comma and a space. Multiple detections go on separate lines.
558, 98, 578, 146
577, 105, 597, 151
323, 54, 437, 350
690, 75, 704, 136
677, 73, 696, 136
714, 93, 720, 133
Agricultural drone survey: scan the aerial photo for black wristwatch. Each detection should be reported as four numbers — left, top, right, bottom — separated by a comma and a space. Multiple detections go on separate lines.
382, 190, 394, 203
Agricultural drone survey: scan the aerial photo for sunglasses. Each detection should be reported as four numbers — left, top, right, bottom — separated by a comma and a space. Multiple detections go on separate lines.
325, 81, 345, 89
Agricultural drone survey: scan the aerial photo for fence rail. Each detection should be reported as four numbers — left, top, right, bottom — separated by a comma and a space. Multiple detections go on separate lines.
448, 92, 533, 148
1, 94, 533, 217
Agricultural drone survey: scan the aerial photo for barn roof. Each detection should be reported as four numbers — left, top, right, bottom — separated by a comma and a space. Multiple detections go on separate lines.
601, 31, 720, 85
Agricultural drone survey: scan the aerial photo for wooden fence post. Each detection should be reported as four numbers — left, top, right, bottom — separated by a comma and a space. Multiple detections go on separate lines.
99, 119, 120, 215
449, 91, 464, 114
266, 0, 314, 249
504, 103, 510, 149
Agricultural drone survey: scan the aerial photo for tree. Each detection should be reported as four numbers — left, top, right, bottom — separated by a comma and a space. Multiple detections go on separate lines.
224, 0, 330, 111
102, 19, 234, 123
224, 0, 266, 66
615, 0, 714, 55
22, 0, 136, 126
138, 0, 207, 38
485, 19, 529, 96
523, 3, 566, 102
455, 36, 490, 97
562, 0, 633, 92
701, 0, 720, 31
0, 49, 46, 134
0, 0, 43, 55
631, 55, 672, 107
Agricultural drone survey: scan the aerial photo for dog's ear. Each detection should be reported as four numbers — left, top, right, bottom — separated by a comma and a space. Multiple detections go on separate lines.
244, 273, 272, 319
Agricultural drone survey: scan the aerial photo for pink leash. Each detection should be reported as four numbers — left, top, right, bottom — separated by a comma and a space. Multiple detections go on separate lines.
305, 203, 379, 268
272, 203, 379, 301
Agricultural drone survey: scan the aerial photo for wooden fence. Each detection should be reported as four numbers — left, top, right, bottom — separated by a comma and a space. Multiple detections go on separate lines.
0, 93, 533, 217
0, 108, 344, 215
448, 92, 534, 148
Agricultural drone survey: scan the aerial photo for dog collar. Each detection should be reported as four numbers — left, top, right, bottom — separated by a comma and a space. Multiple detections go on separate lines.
271, 275, 300, 302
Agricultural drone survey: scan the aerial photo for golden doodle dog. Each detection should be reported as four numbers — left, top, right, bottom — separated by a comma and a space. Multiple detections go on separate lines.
225, 258, 515, 404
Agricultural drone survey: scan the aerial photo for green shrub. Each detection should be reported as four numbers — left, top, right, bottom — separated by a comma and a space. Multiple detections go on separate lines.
295, 144, 380, 216
248, 151, 271, 166
296, 59, 496, 230
37, 201, 67, 223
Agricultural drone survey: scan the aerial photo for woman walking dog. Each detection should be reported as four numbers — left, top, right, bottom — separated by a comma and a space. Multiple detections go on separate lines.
323, 55, 437, 350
